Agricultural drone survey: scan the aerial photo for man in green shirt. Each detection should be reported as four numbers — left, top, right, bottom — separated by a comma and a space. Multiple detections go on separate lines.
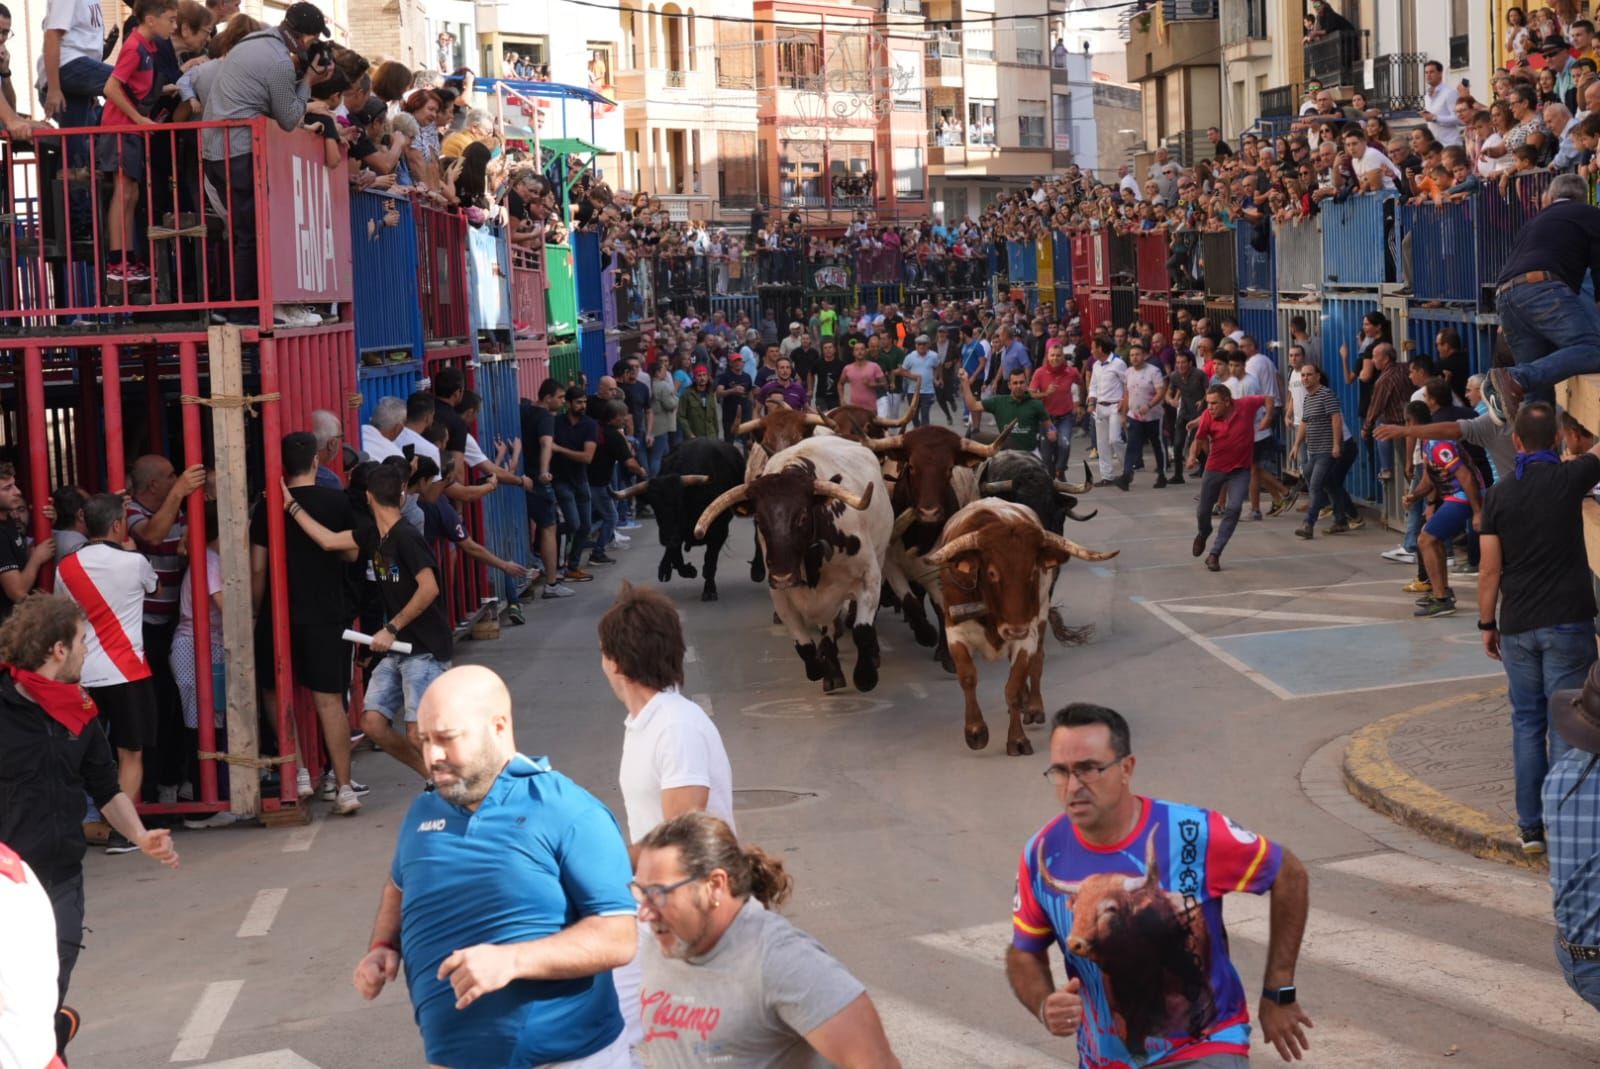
958, 367, 1049, 452
818, 300, 838, 339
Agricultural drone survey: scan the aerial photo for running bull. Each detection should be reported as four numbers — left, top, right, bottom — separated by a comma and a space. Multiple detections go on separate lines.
613, 437, 744, 601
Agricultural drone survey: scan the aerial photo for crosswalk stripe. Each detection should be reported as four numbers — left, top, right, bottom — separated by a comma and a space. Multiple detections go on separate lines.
1160, 604, 1381, 625
870, 993, 1060, 1069
1321, 852, 1553, 925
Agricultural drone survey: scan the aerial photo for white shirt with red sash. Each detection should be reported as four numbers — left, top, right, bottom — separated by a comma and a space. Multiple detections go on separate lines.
55, 542, 157, 688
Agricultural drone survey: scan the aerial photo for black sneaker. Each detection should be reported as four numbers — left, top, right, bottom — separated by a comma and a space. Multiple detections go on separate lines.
1153, 475, 1168, 489
1204, 553, 1221, 572
1325, 521, 1351, 534
1413, 597, 1457, 618
1520, 825, 1547, 856
1192, 533, 1207, 558
1294, 526, 1313, 540
588, 552, 617, 565
1114, 474, 1131, 492
105, 832, 140, 855
1169, 474, 1185, 485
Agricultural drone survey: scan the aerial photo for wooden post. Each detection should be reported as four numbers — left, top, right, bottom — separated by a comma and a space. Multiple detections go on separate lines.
208, 326, 260, 819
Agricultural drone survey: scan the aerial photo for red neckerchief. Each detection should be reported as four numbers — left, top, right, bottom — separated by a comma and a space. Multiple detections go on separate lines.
5, 664, 98, 736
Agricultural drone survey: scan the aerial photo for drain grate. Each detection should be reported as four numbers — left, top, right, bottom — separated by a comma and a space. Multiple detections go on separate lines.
733, 789, 818, 812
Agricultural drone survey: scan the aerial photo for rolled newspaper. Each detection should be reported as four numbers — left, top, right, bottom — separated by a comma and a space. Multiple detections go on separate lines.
341, 628, 414, 656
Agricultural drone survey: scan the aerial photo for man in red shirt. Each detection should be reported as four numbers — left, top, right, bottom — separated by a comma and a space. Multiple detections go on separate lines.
1029, 344, 1081, 479
1186, 384, 1272, 572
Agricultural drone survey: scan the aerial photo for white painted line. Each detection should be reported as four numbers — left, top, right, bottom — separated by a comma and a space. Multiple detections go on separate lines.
1154, 578, 1418, 603
170, 980, 245, 1062
691, 692, 714, 718
190, 1050, 323, 1069
907, 682, 928, 699
870, 993, 1058, 1069
1280, 670, 1504, 700
280, 817, 322, 854
684, 645, 699, 664
1322, 853, 1552, 925
1161, 604, 1381, 625
1135, 598, 1297, 701
1254, 588, 1450, 606
235, 888, 288, 938
1125, 548, 1381, 572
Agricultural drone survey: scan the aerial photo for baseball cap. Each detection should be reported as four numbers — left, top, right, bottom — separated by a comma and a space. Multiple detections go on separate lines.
693, 364, 708, 375
729, 353, 744, 362
915, 334, 931, 344
283, 1, 331, 37
789, 321, 803, 329
356, 96, 387, 125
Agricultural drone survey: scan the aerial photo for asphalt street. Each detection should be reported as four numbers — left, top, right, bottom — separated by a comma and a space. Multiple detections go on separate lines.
62, 467, 1597, 1069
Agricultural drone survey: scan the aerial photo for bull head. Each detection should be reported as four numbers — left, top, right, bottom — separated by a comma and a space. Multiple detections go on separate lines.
613, 474, 709, 500
1034, 823, 1162, 899
927, 529, 1118, 566
693, 475, 873, 540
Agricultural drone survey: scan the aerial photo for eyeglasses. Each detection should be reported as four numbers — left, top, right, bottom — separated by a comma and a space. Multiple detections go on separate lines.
628, 874, 698, 910
1043, 757, 1125, 785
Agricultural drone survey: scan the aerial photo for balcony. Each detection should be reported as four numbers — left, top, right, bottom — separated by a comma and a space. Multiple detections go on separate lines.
665, 69, 687, 88
925, 52, 963, 86
884, 0, 921, 13
1162, 0, 1218, 19
1304, 30, 1362, 88
1449, 34, 1469, 70
1371, 52, 1426, 111
655, 194, 715, 222
1017, 48, 1043, 65
1128, 5, 1221, 78
928, 143, 967, 166
1260, 83, 1297, 118
779, 72, 823, 91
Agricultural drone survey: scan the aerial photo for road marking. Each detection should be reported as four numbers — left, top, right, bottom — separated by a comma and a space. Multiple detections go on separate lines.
1124, 548, 1380, 572
1254, 588, 1444, 607
1155, 578, 1415, 603
1088, 565, 1114, 578
1321, 853, 1551, 924
691, 692, 714, 718
170, 979, 245, 1062
235, 889, 288, 938
684, 645, 698, 663
190, 1051, 323, 1069
870, 993, 1058, 1068
1133, 597, 1296, 701
1161, 604, 1381, 625
907, 682, 928, 698
280, 818, 322, 853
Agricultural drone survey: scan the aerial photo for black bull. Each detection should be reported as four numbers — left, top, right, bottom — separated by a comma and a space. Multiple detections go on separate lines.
613, 438, 746, 601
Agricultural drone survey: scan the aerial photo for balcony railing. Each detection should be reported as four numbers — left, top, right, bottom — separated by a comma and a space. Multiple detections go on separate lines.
1017, 48, 1044, 65
1162, 0, 1218, 19
663, 68, 687, 88
1371, 52, 1426, 111
926, 36, 960, 59
1449, 34, 1469, 70
1304, 30, 1362, 87
1260, 83, 1297, 118
926, 55, 961, 80
780, 72, 823, 90
884, 0, 921, 13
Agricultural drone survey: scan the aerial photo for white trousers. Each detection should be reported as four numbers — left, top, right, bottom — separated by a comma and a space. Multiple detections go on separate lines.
1094, 407, 1125, 481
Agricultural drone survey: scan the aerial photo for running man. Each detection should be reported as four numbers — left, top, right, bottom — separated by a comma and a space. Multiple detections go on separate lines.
1187, 384, 1273, 571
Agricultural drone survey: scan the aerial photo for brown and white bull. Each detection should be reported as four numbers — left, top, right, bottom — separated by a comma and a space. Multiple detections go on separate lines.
694, 435, 894, 693
923, 499, 1117, 755
736, 404, 835, 484
821, 394, 919, 444
1035, 825, 1215, 1053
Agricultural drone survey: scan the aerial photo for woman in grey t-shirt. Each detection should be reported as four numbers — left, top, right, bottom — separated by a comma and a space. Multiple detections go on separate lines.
632, 813, 902, 1069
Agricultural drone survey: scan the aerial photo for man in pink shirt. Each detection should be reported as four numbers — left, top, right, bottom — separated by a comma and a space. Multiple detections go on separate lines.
1030, 344, 1081, 478
840, 340, 887, 409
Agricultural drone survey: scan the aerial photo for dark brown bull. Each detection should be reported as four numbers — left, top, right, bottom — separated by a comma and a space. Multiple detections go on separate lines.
925, 499, 1117, 755
822, 393, 919, 444
1035, 825, 1216, 1054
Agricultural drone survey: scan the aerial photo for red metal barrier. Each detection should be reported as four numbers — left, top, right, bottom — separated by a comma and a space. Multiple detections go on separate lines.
1132, 233, 1169, 294
1136, 298, 1171, 337
416, 204, 470, 344
1083, 289, 1112, 340
510, 244, 548, 339
518, 340, 551, 398
1070, 232, 1095, 290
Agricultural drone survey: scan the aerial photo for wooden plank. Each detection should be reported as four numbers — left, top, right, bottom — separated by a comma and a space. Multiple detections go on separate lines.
208, 326, 260, 819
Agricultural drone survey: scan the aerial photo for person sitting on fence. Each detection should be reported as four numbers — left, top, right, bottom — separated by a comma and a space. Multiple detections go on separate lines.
97, 0, 179, 286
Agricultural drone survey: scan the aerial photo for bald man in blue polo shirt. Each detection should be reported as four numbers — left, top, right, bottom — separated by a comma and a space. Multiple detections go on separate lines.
354, 665, 638, 1069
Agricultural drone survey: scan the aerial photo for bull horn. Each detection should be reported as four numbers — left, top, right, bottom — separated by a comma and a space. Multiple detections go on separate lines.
865, 435, 906, 454
873, 392, 919, 429
1065, 507, 1099, 523
961, 419, 1017, 460
734, 417, 765, 437
612, 480, 651, 500
692, 483, 751, 539
1035, 835, 1081, 897
924, 530, 984, 566
981, 479, 1015, 494
1054, 477, 1092, 495
1044, 532, 1119, 563
892, 508, 918, 538
680, 474, 711, 486
765, 397, 792, 411
803, 412, 831, 429
812, 479, 874, 512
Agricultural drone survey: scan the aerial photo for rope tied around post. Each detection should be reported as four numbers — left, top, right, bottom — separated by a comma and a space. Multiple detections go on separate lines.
196, 750, 298, 769
179, 391, 282, 418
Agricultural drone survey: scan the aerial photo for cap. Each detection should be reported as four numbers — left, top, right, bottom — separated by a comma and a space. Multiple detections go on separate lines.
283, 1, 331, 37
790, 321, 803, 329
729, 353, 744, 362
1551, 661, 1600, 754
1543, 36, 1571, 52
693, 364, 708, 374
915, 334, 931, 344
356, 96, 387, 124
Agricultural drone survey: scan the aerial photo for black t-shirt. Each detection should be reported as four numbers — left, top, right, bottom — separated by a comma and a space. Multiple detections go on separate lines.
815, 355, 845, 406
520, 400, 555, 476
0, 519, 27, 624
791, 346, 820, 386
303, 112, 340, 142
620, 380, 650, 431
716, 370, 753, 424
588, 425, 633, 486
433, 401, 470, 453
1480, 453, 1600, 634
1497, 200, 1600, 293
355, 520, 452, 662
551, 413, 600, 483
248, 485, 362, 627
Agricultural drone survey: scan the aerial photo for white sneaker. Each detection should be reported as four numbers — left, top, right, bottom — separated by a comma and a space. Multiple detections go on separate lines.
319, 771, 337, 800
542, 582, 576, 599
178, 781, 195, 802
333, 785, 362, 815
273, 304, 321, 328
1380, 546, 1416, 564
182, 811, 239, 830
296, 767, 314, 800
158, 784, 178, 805
611, 532, 631, 544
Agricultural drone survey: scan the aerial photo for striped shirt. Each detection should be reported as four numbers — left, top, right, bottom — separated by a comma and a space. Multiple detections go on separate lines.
56, 542, 157, 687
1544, 749, 1600, 947
127, 499, 185, 626
1299, 387, 1343, 455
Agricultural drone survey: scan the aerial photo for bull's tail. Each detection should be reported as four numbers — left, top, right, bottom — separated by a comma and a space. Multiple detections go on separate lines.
1049, 607, 1094, 647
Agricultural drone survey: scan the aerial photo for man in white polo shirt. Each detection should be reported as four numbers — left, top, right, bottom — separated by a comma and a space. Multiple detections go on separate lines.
55, 494, 158, 823
599, 580, 734, 1069
362, 396, 408, 463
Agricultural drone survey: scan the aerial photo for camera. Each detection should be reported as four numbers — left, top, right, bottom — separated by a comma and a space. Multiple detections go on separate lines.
306, 40, 335, 73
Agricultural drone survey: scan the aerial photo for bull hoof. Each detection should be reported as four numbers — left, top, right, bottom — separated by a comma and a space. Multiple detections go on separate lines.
822, 672, 845, 693
796, 643, 824, 681
965, 723, 990, 750
701, 585, 718, 602
1024, 708, 1045, 725
678, 563, 698, 579
938, 652, 956, 674
658, 561, 673, 583
852, 658, 878, 693
1006, 736, 1035, 757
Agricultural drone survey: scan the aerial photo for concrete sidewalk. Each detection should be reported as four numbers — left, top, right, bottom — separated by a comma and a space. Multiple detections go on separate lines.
1343, 686, 1548, 870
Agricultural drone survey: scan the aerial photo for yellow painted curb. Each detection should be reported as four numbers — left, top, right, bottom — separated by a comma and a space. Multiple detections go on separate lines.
1342, 687, 1546, 870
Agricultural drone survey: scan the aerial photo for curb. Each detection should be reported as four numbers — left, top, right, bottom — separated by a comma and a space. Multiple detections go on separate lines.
1341, 688, 1547, 870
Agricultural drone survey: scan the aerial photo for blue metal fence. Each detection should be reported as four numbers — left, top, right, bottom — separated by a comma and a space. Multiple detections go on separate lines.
573, 230, 604, 317
471, 354, 532, 602
1404, 306, 1502, 379
356, 359, 423, 424
1400, 200, 1476, 304
351, 191, 425, 358
1321, 193, 1398, 290
708, 294, 762, 324
579, 321, 608, 385
467, 225, 512, 333
1052, 231, 1072, 297
1236, 218, 1274, 294
1006, 240, 1038, 287
1321, 292, 1383, 504
1276, 216, 1323, 296
1238, 295, 1276, 349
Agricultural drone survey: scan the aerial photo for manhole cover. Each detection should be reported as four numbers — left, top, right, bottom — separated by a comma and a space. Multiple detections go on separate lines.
733, 789, 819, 812
740, 696, 891, 720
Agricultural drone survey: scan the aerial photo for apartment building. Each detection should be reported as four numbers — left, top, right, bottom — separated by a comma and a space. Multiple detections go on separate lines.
1125, 0, 1222, 165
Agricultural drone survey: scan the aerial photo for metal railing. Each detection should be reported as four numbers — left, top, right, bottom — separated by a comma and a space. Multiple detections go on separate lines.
1371, 52, 1427, 111
665, 69, 687, 88
1260, 84, 1297, 118
1305, 30, 1362, 86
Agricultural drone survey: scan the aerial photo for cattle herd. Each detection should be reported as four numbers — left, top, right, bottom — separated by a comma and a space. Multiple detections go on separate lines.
617, 402, 1118, 756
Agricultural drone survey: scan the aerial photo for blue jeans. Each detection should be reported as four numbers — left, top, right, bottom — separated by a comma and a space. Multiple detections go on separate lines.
1403, 473, 1426, 552
50, 57, 115, 169
1499, 279, 1600, 402
1500, 624, 1592, 831
552, 478, 591, 568
646, 430, 675, 476
1303, 450, 1352, 525
364, 652, 450, 724
1042, 413, 1075, 476
1557, 939, 1600, 1012
1196, 467, 1251, 556
912, 392, 933, 427
1123, 417, 1165, 478
589, 481, 618, 552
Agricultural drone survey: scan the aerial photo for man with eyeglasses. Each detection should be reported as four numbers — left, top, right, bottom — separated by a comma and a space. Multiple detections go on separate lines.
353, 665, 638, 1069
1007, 703, 1314, 1067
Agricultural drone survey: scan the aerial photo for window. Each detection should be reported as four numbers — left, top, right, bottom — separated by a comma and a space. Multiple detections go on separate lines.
777, 33, 822, 90
586, 42, 614, 93
490, 36, 549, 80
715, 21, 755, 88
892, 47, 922, 110
830, 143, 873, 206
943, 187, 968, 224
718, 131, 758, 208
1052, 91, 1072, 151
966, 22, 994, 61
831, 31, 871, 93
780, 141, 825, 206
1018, 99, 1046, 148
1015, 18, 1044, 65
893, 147, 924, 200
968, 99, 996, 144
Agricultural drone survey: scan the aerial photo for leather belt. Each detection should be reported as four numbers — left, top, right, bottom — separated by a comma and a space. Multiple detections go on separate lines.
1497, 270, 1554, 295
1560, 938, 1600, 962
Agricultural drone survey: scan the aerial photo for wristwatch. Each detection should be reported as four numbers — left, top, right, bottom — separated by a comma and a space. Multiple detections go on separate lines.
382, 622, 399, 637
1262, 985, 1297, 1006
1477, 620, 1498, 632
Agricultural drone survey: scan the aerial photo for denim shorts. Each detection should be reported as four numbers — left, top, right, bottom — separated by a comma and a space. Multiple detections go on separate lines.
1424, 499, 1474, 542
526, 482, 557, 527
364, 652, 449, 724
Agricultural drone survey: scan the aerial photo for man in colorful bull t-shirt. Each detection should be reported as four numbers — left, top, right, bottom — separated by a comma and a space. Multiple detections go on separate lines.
1007, 703, 1314, 1068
